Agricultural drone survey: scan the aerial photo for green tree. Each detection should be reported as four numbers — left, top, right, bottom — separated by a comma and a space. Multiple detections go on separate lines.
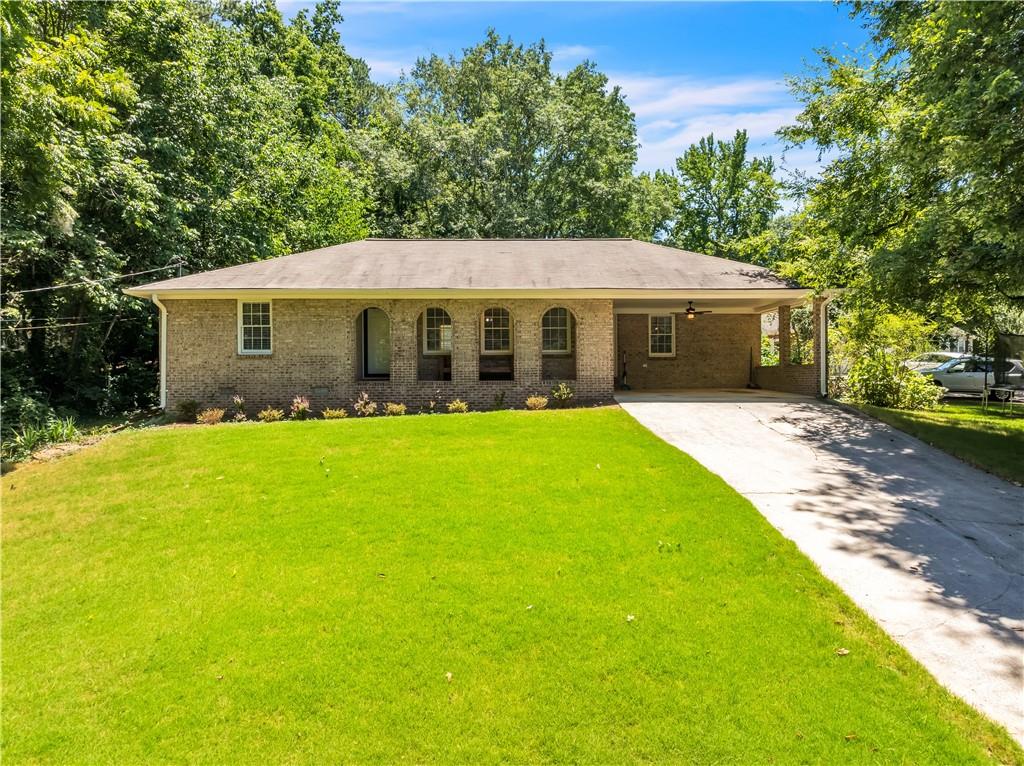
359, 31, 639, 238
670, 130, 781, 264
780, 1, 1024, 318
1, 0, 370, 423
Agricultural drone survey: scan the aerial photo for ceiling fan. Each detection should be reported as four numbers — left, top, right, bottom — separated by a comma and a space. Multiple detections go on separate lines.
682, 301, 712, 320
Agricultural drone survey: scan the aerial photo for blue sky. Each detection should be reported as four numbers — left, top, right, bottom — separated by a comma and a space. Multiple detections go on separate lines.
283, 1, 871, 178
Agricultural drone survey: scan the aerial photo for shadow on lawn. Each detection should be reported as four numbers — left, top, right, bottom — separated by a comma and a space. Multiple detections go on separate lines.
766, 403, 1024, 686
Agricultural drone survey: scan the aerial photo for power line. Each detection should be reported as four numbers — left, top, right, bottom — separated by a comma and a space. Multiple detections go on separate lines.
1, 317, 150, 331
6, 265, 179, 296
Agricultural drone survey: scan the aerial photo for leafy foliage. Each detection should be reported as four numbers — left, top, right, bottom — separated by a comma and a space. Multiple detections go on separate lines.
1, 0, 371, 427
671, 130, 781, 265
358, 31, 640, 238
845, 353, 943, 410
780, 1, 1024, 322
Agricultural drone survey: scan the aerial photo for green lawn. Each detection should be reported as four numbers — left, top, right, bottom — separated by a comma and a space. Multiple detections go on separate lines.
3, 409, 1020, 764
858, 400, 1024, 484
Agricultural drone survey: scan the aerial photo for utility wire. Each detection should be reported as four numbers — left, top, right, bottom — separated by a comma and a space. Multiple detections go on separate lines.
1, 317, 149, 331
6, 265, 178, 295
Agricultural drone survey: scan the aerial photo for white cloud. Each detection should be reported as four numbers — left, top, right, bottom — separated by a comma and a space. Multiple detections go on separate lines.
551, 44, 596, 61
364, 57, 413, 80
611, 74, 789, 119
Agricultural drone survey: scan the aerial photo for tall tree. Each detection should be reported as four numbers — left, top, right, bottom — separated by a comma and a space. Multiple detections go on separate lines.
1, 0, 371, 422
359, 31, 639, 238
779, 1, 1024, 319
670, 130, 781, 265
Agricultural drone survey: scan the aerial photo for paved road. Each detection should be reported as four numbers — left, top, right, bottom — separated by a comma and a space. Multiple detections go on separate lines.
617, 389, 1024, 744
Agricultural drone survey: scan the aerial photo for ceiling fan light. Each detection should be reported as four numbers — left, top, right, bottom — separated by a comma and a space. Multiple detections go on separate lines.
686, 312, 695, 320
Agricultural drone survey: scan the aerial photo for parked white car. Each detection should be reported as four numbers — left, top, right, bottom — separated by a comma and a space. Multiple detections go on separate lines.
902, 351, 969, 371
927, 357, 1024, 396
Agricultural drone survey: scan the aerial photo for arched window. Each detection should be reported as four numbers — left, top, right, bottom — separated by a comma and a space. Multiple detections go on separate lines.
422, 307, 453, 354
541, 307, 577, 381
418, 307, 453, 382
481, 308, 513, 354
480, 308, 514, 381
542, 308, 572, 354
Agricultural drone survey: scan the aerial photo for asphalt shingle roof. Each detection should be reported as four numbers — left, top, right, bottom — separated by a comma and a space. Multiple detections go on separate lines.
126, 238, 798, 294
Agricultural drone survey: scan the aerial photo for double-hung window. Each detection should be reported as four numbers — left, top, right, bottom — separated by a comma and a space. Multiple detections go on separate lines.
423, 307, 453, 354
648, 314, 675, 357
542, 308, 571, 354
481, 308, 512, 354
239, 301, 272, 355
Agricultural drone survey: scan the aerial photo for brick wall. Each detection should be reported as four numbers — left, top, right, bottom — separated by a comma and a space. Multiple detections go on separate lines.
751, 296, 824, 396
616, 313, 761, 389
163, 298, 615, 412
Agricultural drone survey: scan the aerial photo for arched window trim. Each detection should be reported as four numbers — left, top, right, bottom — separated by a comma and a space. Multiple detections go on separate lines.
480, 307, 513, 355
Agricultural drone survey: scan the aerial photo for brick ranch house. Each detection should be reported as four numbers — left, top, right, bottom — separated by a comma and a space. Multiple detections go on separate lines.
125, 238, 831, 412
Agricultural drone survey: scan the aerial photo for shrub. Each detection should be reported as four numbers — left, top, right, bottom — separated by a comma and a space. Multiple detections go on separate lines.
447, 398, 469, 413
845, 351, 944, 410
176, 400, 201, 422
232, 412, 248, 422
353, 392, 377, 417
384, 402, 407, 416
322, 407, 348, 419
257, 407, 284, 423
551, 382, 575, 405
290, 396, 312, 420
493, 390, 506, 409
0, 416, 81, 463
231, 394, 247, 421
525, 395, 548, 410
196, 408, 225, 425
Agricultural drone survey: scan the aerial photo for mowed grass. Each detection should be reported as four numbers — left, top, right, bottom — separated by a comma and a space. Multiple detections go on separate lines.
859, 400, 1024, 484
3, 409, 1020, 764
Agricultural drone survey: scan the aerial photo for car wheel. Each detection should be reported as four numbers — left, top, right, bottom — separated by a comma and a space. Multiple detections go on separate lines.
993, 389, 1011, 402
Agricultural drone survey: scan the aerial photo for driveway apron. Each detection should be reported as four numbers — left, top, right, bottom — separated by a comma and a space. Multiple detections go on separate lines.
617, 389, 1024, 744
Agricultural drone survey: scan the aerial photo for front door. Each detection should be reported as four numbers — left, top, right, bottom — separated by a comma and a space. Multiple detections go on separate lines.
363, 308, 391, 378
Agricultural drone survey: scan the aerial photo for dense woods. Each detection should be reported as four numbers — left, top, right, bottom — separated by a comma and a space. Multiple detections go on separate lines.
2, 0, 1022, 429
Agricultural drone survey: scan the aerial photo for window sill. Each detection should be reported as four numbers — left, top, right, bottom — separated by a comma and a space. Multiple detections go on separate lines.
238, 351, 272, 357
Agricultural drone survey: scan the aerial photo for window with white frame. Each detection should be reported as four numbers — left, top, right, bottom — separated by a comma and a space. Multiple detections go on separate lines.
239, 301, 272, 354
481, 308, 512, 354
648, 314, 675, 357
423, 307, 453, 354
542, 307, 572, 354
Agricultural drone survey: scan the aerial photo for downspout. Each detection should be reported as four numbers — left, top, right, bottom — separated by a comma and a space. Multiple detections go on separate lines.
151, 294, 168, 411
818, 291, 837, 397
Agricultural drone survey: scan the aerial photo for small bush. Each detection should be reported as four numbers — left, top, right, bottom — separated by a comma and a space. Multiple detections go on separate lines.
257, 407, 284, 423
525, 395, 548, 410
290, 396, 312, 420
196, 408, 225, 425
0, 416, 82, 462
384, 402, 407, 416
231, 394, 247, 420
354, 392, 377, 417
493, 390, 506, 409
322, 407, 348, 419
176, 400, 201, 422
447, 398, 469, 413
231, 412, 248, 422
846, 352, 944, 410
551, 382, 575, 405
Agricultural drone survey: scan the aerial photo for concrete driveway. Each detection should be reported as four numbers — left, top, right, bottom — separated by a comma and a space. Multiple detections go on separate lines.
617, 389, 1024, 744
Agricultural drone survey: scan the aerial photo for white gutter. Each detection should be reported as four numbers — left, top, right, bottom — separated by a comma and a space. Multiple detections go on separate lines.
151, 294, 168, 411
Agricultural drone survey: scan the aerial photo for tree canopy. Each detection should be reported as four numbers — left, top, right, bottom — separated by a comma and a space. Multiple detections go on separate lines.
779, 0, 1024, 326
